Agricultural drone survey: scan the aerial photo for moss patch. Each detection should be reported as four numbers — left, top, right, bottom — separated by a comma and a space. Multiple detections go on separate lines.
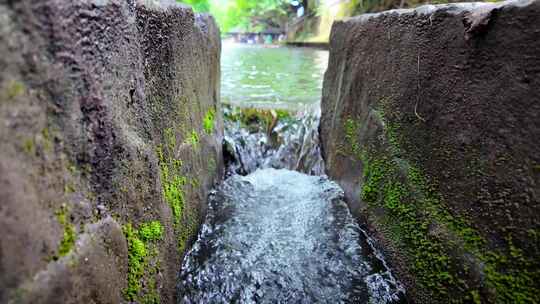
203, 108, 216, 134
343, 111, 540, 302
22, 138, 35, 156
54, 206, 76, 259
176, 205, 199, 254
188, 130, 200, 148
223, 105, 293, 132
3, 80, 25, 101
156, 126, 200, 255
123, 221, 163, 302
139, 221, 164, 242
157, 145, 186, 226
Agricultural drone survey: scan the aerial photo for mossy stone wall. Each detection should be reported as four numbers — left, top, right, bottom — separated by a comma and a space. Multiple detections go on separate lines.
320, 1, 540, 302
0, 1, 222, 303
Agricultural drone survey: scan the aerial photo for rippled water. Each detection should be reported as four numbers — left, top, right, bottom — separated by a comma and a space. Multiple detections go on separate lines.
178, 169, 405, 303
221, 42, 328, 109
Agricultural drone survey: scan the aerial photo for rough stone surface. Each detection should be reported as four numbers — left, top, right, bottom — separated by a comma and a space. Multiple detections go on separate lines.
0, 0, 222, 303
321, 0, 539, 302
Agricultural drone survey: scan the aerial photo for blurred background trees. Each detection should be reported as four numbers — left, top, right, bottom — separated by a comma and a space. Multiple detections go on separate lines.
178, 0, 493, 41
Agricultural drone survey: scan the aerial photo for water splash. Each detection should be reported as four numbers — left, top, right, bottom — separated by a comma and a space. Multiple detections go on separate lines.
178, 169, 406, 303
223, 105, 325, 176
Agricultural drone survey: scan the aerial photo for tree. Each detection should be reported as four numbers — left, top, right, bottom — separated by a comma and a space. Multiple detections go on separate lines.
212, 0, 291, 33
179, 0, 293, 33
178, 0, 210, 12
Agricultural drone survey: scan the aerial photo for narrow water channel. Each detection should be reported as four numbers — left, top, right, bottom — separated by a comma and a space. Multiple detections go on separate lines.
177, 43, 406, 303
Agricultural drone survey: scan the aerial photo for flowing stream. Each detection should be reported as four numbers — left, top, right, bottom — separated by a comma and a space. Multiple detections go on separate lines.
178, 43, 406, 303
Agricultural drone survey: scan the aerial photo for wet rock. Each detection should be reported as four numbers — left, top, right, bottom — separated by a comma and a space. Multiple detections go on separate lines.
321, 0, 540, 302
0, 0, 222, 303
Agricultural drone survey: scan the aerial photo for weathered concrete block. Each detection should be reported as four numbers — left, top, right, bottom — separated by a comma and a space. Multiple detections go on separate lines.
0, 0, 222, 303
321, 0, 539, 302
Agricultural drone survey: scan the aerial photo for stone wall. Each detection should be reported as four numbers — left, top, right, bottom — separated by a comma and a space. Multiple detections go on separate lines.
320, 0, 539, 302
0, 0, 222, 303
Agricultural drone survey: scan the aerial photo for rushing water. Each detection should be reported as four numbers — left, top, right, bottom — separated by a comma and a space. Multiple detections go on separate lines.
178, 170, 405, 303
223, 105, 325, 176
177, 43, 406, 303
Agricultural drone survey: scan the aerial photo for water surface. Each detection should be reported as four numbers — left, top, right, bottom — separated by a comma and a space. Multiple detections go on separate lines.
178, 169, 405, 303
221, 42, 328, 109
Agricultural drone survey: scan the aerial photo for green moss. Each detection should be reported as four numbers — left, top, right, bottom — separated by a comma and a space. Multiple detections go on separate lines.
208, 157, 217, 172
224, 105, 293, 131
41, 127, 53, 152
177, 207, 198, 254
22, 138, 35, 155
156, 121, 204, 257
188, 130, 200, 148
163, 175, 186, 225
344, 107, 540, 302
203, 108, 216, 134
64, 183, 75, 194
275, 109, 292, 120
190, 177, 200, 188
157, 133, 187, 226
123, 223, 147, 301
141, 279, 160, 304
123, 221, 163, 302
54, 206, 76, 259
139, 221, 163, 242
360, 155, 460, 297
5, 80, 25, 100
67, 164, 77, 174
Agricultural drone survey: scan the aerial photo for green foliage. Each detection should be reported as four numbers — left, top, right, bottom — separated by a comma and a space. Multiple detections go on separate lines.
203, 108, 216, 134
177, 0, 210, 12
333, 0, 460, 16
209, 0, 290, 33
